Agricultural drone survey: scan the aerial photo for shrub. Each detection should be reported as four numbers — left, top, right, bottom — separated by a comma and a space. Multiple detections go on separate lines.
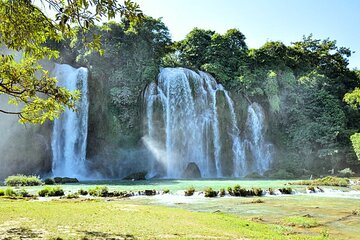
65, 193, 79, 199
0, 189, 4, 196
227, 187, 233, 196
163, 189, 170, 194
338, 168, 355, 178
78, 189, 88, 196
250, 188, 263, 197
5, 175, 42, 186
17, 189, 31, 198
184, 186, 195, 196
38, 186, 64, 197
44, 178, 55, 185
219, 188, 225, 197
233, 185, 241, 196
278, 187, 292, 194
5, 188, 17, 197
204, 187, 217, 197
88, 186, 109, 197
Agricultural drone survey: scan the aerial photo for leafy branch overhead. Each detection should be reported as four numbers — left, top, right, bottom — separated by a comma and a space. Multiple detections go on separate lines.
0, 0, 143, 124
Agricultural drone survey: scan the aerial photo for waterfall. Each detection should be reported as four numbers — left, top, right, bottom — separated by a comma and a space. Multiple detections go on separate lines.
144, 67, 262, 178
244, 103, 273, 175
223, 91, 246, 177
51, 64, 89, 178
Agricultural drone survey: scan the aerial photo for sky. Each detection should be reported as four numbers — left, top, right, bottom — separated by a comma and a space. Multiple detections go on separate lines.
133, 0, 360, 69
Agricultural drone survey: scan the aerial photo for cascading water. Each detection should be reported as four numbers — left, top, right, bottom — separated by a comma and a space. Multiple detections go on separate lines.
51, 64, 89, 178
244, 103, 273, 175
144, 67, 261, 178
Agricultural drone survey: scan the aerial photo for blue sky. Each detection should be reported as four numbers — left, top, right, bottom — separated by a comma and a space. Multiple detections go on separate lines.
134, 0, 360, 69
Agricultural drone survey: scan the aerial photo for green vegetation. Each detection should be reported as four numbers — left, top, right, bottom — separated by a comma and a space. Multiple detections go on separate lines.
184, 186, 195, 196
4, 175, 42, 186
44, 178, 55, 185
293, 176, 350, 187
283, 215, 320, 228
0, 198, 329, 239
78, 189, 88, 196
219, 188, 226, 197
38, 186, 65, 197
350, 133, 360, 161
88, 186, 109, 197
64, 193, 79, 199
204, 187, 217, 197
168, 29, 360, 177
0, 188, 32, 198
4, 188, 17, 197
278, 187, 293, 194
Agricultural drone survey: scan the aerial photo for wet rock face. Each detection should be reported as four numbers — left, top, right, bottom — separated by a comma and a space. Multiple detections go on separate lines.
182, 162, 202, 179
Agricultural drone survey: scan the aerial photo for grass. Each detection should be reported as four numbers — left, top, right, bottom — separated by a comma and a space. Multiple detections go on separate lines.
0, 198, 328, 240
4, 174, 42, 186
283, 216, 320, 228
291, 176, 349, 187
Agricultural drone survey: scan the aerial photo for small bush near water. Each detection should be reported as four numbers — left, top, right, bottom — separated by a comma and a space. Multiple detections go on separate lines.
88, 186, 109, 197
204, 187, 217, 197
64, 193, 79, 199
0, 188, 33, 198
278, 187, 293, 194
228, 185, 264, 197
219, 188, 225, 197
184, 186, 195, 196
78, 189, 88, 195
5, 175, 42, 186
38, 186, 64, 197
5, 188, 17, 197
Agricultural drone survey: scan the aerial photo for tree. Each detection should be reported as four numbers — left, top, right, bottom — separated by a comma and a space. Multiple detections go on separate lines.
177, 28, 214, 68
0, 0, 142, 124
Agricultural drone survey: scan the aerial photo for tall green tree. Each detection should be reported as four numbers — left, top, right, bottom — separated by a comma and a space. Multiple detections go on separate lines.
0, 0, 142, 124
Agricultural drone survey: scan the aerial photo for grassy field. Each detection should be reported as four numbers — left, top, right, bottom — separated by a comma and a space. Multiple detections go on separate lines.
0, 179, 359, 239
0, 197, 330, 240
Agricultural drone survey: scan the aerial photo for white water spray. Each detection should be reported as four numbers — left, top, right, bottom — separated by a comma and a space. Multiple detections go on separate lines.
51, 64, 89, 178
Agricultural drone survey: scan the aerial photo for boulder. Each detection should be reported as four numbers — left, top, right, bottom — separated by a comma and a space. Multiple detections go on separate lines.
182, 162, 201, 179
123, 171, 147, 181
